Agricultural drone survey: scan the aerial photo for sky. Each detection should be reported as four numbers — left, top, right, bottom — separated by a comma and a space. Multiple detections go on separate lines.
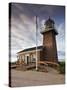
10, 3, 65, 62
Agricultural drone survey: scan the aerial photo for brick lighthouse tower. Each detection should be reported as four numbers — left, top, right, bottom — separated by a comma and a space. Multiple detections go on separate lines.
41, 17, 58, 62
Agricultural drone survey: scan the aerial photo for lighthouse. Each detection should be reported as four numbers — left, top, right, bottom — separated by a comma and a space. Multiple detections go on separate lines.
41, 17, 58, 62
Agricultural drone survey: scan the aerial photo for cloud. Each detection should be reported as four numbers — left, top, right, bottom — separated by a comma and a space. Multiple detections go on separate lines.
58, 51, 65, 60
10, 3, 65, 62
11, 8, 37, 62
56, 22, 65, 52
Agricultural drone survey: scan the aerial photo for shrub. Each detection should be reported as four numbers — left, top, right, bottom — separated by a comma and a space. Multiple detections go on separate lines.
58, 62, 65, 74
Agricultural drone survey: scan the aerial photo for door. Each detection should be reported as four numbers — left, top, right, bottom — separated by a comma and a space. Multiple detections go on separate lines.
27, 56, 29, 64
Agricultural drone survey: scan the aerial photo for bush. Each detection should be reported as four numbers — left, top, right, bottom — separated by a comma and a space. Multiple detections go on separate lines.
58, 62, 65, 74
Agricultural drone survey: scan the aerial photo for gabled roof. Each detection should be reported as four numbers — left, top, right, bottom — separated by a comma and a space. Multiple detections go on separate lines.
17, 46, 43, 54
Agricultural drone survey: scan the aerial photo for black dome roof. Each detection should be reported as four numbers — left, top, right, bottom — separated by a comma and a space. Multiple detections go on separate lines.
45, 17, 55, 25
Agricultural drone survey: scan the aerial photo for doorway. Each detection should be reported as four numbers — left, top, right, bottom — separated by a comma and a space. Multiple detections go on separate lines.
27, 56, 29, 64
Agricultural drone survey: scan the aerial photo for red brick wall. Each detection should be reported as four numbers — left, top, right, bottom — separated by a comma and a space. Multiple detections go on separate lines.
42, 30, 58, 62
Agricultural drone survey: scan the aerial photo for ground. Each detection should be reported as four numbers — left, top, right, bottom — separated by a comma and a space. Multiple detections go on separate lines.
11, 67, 65, 87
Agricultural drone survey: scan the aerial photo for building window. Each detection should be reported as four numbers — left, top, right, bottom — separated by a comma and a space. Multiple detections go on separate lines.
32, 58, 36, 63
17, 56, 19, 60
32, 54, 36, 63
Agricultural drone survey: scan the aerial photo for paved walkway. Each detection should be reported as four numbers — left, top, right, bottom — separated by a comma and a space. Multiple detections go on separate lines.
11, 68, 65, 87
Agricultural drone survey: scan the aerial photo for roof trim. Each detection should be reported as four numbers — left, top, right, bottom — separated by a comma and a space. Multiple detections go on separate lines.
17, 46, 43, 54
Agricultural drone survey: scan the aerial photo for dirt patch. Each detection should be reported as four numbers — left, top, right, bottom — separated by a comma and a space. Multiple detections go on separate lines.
10, 68, 65, 87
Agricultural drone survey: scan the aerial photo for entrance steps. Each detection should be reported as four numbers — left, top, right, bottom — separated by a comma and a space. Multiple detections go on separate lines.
15, 61, 59, 73
16, 63, 36, 71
